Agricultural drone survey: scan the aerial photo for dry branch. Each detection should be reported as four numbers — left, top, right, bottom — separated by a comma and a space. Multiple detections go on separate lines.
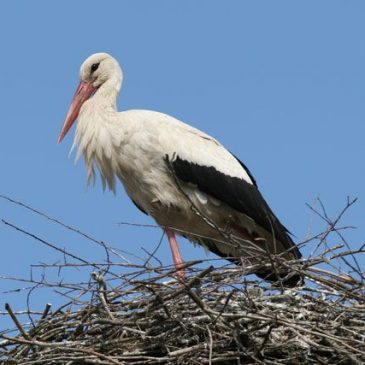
0, 195, 364, 364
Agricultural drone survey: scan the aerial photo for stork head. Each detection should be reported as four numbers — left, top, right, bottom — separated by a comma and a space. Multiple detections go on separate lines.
57, 52, 123, 143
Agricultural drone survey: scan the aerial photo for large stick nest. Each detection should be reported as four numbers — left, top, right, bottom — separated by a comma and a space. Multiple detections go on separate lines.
0, 196, 364, 364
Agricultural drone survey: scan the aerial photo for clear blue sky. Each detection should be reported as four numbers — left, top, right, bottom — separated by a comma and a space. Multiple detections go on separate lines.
1, 1, 364, 328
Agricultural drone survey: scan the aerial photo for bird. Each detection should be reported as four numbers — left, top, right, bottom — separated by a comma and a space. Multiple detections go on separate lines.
58, 52, 302, 287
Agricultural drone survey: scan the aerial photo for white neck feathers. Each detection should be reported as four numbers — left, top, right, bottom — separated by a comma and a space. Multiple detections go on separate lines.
72, 75, 123, 192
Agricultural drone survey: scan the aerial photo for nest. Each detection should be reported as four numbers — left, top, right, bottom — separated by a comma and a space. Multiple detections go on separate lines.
0, 196, 365, 364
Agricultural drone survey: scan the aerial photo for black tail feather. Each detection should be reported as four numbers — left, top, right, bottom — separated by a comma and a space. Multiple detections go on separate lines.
197, 238, 303, 287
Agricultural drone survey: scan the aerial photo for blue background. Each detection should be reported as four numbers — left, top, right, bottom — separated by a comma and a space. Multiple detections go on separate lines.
0, 1, 364, 329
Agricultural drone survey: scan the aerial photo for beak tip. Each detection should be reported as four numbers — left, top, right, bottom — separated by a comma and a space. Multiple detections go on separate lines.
58, 80, 95, 145
57, 134, 64, 144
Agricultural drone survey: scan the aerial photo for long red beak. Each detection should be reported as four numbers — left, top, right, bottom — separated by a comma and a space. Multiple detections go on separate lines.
57, 81, 98, 143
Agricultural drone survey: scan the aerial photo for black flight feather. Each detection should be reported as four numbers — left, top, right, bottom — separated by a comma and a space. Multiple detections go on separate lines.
170, 155, 302, 260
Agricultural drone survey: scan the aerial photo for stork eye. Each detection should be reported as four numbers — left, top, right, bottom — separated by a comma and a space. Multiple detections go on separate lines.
91, 63, 100, 73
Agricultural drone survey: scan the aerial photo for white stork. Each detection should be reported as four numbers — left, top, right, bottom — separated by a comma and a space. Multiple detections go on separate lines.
58, 53, 302, 287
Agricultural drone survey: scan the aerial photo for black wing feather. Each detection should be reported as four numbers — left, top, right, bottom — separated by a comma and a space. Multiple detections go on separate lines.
231, 153, 258, 187
171, 155, 301, 259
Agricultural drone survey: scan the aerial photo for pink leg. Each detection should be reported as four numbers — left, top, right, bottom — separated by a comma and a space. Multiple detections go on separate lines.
165, 228, 185, 279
